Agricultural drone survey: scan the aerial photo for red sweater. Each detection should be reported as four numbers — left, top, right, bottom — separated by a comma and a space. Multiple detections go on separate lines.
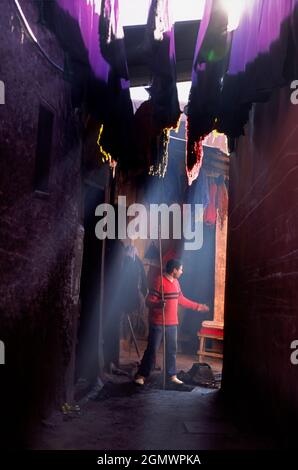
146, 275, 199, 326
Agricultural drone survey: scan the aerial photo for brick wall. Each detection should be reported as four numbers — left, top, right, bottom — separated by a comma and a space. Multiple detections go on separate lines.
0, 1, 82, 447
223, 84, 298, 429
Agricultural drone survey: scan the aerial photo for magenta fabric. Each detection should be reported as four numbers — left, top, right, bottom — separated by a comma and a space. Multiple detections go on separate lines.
229, 0, 296, 76
191, 0, 213, 85
57, 0, 129, 89
228, 0, 263, 75
57, 0, 109, 82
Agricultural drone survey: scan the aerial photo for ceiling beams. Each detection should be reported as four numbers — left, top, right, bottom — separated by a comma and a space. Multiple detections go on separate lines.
124, 20, 200, 86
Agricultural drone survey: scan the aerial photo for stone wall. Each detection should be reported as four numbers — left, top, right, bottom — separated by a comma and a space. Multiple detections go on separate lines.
223, 84, 298, 430
0, 1, 82, 447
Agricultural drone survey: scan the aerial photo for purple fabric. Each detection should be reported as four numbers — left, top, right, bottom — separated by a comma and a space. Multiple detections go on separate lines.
57, 0, 129, 88
99, 0, 130, 88
57, 0, 108, 82
223, 0, 297, 114
55, 0, 134, 168
191, 0, 213, 84
228, 0, 296, 75
145, 0, 181, 129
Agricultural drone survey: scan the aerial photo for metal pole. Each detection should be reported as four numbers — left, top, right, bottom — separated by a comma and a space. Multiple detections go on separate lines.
158, 225, 166, 390
98, 167, 111, 377
127, 314, 141, 359
98, 236, 106, 377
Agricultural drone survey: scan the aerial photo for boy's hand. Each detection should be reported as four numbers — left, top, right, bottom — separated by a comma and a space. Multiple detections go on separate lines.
197, 303, 209, 312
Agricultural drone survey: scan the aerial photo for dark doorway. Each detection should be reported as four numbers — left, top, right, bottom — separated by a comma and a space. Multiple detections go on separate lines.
75, 183, 105, 383
179, 224, 216, 354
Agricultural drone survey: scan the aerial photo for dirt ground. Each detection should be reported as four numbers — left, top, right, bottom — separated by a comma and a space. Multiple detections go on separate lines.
31, 344, 276, 451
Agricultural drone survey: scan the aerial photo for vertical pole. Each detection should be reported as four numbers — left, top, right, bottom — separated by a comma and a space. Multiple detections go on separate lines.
158, 217, 166, 390
98, 237, 106, 377
98, 166, 111, 377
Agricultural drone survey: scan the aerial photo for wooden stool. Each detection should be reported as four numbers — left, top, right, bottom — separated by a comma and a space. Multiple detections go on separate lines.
197, 326, 224, 362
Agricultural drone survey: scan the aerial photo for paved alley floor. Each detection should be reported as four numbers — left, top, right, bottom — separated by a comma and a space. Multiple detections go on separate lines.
34, 385, 275, 451
32, 347, 275, 452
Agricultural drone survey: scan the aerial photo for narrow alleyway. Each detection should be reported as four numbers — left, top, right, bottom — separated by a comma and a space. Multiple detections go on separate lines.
2, 1, 298, 463
32, 346, 276, 452
34, 388, 274, 452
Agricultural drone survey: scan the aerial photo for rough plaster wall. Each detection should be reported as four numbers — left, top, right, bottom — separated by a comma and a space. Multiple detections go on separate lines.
223, 85, 298, 426
0, 2, 82, 445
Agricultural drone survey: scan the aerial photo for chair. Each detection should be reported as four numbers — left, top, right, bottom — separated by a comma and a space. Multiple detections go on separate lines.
197, 321, 224, 362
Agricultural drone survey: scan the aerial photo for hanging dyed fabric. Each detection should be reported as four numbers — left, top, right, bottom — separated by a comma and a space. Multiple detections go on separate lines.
216, 175, 229, 229
186, 167, 210, 223
186, 0, 230, 185
203, 180, 218, 225
99, 0, 129, 80
52, 0, 134, 168
99, 0, 135, 169
144, 0, 181, 177
218, 0, 296, 137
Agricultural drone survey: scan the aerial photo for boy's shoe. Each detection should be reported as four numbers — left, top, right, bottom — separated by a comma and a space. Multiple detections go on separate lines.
134, 375, 145, 385
170, 375, 184, 385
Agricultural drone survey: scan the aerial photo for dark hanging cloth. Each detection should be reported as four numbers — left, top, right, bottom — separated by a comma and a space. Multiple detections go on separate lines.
47, 0, 135, 169
186, 0, 230, 185
186, 168, 210, 209
103, 239, 125, 369
98, 0, 135, 170
135, 0, 181, 177
134, 99, 162, 174
122, 253, 148, 315
99, 0, 129, 80
144, 242, 160, 261
145, 0, 181, 131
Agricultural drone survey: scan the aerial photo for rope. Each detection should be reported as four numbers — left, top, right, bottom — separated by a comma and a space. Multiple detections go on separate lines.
13, 0, 64, 74
158, 225, 166, 390
157, 176, 166, 390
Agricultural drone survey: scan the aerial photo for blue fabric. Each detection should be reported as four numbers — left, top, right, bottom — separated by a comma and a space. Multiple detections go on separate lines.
138, 324, 177, 378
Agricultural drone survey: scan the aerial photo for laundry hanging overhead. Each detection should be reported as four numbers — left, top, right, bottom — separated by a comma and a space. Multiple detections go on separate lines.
46, 0, 135, 168
218, 0, 297, 138
55, 0, 110, 82
98, 0, 135, 169
134, 0, 181, 178
186, 0, 230, 186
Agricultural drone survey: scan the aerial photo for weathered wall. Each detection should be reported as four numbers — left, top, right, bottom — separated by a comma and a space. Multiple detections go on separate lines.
0, 1, 82, 446
223, 84, 298, 429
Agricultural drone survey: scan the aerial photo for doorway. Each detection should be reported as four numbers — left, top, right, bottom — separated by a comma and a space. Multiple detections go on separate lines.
75, 183, 105, 384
